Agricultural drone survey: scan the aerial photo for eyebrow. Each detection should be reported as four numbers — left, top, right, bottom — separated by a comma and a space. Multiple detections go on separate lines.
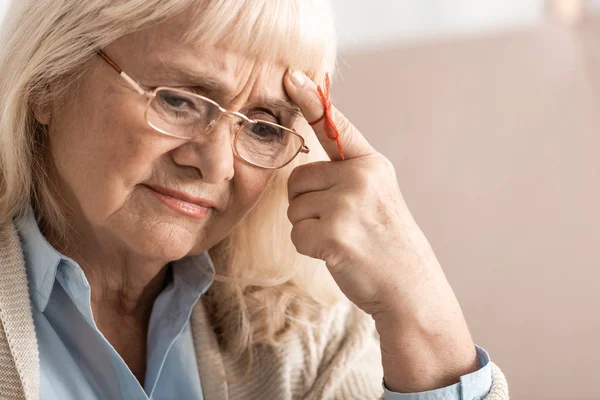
254, 98, 303, 121
151, 63, 303, 121
152, 65, 230, 98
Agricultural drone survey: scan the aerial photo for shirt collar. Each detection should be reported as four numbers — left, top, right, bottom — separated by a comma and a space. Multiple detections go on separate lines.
173, 251, 216, 296
16, 205, 216, 311
16, 205, 64, 311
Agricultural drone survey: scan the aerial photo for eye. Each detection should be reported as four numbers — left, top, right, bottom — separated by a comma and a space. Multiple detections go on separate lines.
152, 89, 215, 125
159, 92, 195, 110
246, 122, 284, 142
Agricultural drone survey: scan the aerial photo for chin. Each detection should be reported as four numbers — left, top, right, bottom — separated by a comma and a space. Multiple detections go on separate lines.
128, 221, 200, 262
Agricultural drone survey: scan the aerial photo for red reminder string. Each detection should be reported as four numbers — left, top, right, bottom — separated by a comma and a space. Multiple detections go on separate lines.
308, 73, 345, 160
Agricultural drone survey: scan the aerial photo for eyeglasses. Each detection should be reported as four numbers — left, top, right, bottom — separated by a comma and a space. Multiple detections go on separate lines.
97, 50, 310, 169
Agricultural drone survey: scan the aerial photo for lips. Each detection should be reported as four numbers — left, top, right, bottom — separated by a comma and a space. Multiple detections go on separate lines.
147, 185, 216, 208
145, 184, 216, 219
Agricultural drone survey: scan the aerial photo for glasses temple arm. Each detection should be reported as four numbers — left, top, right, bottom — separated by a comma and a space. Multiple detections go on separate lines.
96, 50, 146, 96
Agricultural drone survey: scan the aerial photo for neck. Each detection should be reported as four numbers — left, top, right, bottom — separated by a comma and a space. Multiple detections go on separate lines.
41, 216, 171, 319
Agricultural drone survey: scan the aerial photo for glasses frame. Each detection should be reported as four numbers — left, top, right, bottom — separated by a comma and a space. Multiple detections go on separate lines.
96, 50, 310, 170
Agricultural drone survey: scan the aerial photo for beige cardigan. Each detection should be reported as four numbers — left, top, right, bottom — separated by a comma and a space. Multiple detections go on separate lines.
0, 221, 509, 400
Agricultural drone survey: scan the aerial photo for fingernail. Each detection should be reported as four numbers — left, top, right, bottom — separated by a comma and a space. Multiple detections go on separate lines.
289, 69, 307, 88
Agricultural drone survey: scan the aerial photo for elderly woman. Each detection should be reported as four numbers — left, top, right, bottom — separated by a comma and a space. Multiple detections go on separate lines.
0, 1, 508, 399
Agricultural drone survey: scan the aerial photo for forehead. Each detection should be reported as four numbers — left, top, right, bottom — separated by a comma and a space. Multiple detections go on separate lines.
113, 14, 290, 103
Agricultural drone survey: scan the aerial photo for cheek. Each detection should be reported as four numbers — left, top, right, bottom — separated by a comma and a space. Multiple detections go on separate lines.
48, 91, 174, 215
229, 164, 275, 215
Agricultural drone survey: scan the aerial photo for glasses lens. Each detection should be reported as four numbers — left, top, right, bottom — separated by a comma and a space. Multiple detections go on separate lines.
235, 121, 304, 168
147, 89, 219, 138
146, 89, 304, 168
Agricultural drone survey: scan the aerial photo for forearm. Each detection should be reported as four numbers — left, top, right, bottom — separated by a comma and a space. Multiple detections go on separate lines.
374, 276, 480, 393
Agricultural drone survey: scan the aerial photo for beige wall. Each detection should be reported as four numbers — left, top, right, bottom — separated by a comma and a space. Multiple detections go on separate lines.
333, 16, 600, 400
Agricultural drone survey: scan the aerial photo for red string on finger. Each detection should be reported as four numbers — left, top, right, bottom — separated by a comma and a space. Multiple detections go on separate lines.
308, 73, 345, 160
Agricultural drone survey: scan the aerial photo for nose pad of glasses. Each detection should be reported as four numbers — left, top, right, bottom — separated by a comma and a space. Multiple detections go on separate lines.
204, 112, 246, 137
205, 112, 231, 133
206, 118, 218, 133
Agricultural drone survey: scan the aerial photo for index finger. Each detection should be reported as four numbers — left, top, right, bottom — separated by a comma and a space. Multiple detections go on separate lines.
284, 69, 375, 161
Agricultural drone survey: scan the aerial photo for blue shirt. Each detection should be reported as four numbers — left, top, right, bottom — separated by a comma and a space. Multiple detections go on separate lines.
17, 208, 492, 399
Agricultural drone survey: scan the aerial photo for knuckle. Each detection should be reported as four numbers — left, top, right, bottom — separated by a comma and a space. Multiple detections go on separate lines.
286, 204, 295, 222
324, 219, 347, 248
376, 153, 396, 174
290, 223, 300, 244
334, 111, 354, 135
332, 194, 356, 214
288, 165, 302, 184
287, 166, 305, 198
320, 225, 353, 266
352, 166, 372, 190
291, 221, 311, 256
303, 161, 329, 182
307, 90, 326, 111
290, 226, 304, 254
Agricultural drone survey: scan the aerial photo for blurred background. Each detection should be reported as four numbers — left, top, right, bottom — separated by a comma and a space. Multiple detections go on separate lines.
0, 1, 7, 25
1, 1, 598, 399
330, 1, 600, 399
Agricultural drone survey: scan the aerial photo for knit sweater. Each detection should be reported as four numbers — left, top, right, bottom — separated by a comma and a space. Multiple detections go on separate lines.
0, 221, 509, 400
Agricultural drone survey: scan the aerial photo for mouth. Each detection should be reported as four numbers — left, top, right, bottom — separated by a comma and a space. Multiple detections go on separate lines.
144, 184, 215, 219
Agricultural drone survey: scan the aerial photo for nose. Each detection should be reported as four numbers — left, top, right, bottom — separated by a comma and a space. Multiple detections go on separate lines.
170, 119, 235, 183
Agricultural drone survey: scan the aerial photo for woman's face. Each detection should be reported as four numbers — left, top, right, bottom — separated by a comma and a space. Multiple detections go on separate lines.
42, 16, 299, 261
